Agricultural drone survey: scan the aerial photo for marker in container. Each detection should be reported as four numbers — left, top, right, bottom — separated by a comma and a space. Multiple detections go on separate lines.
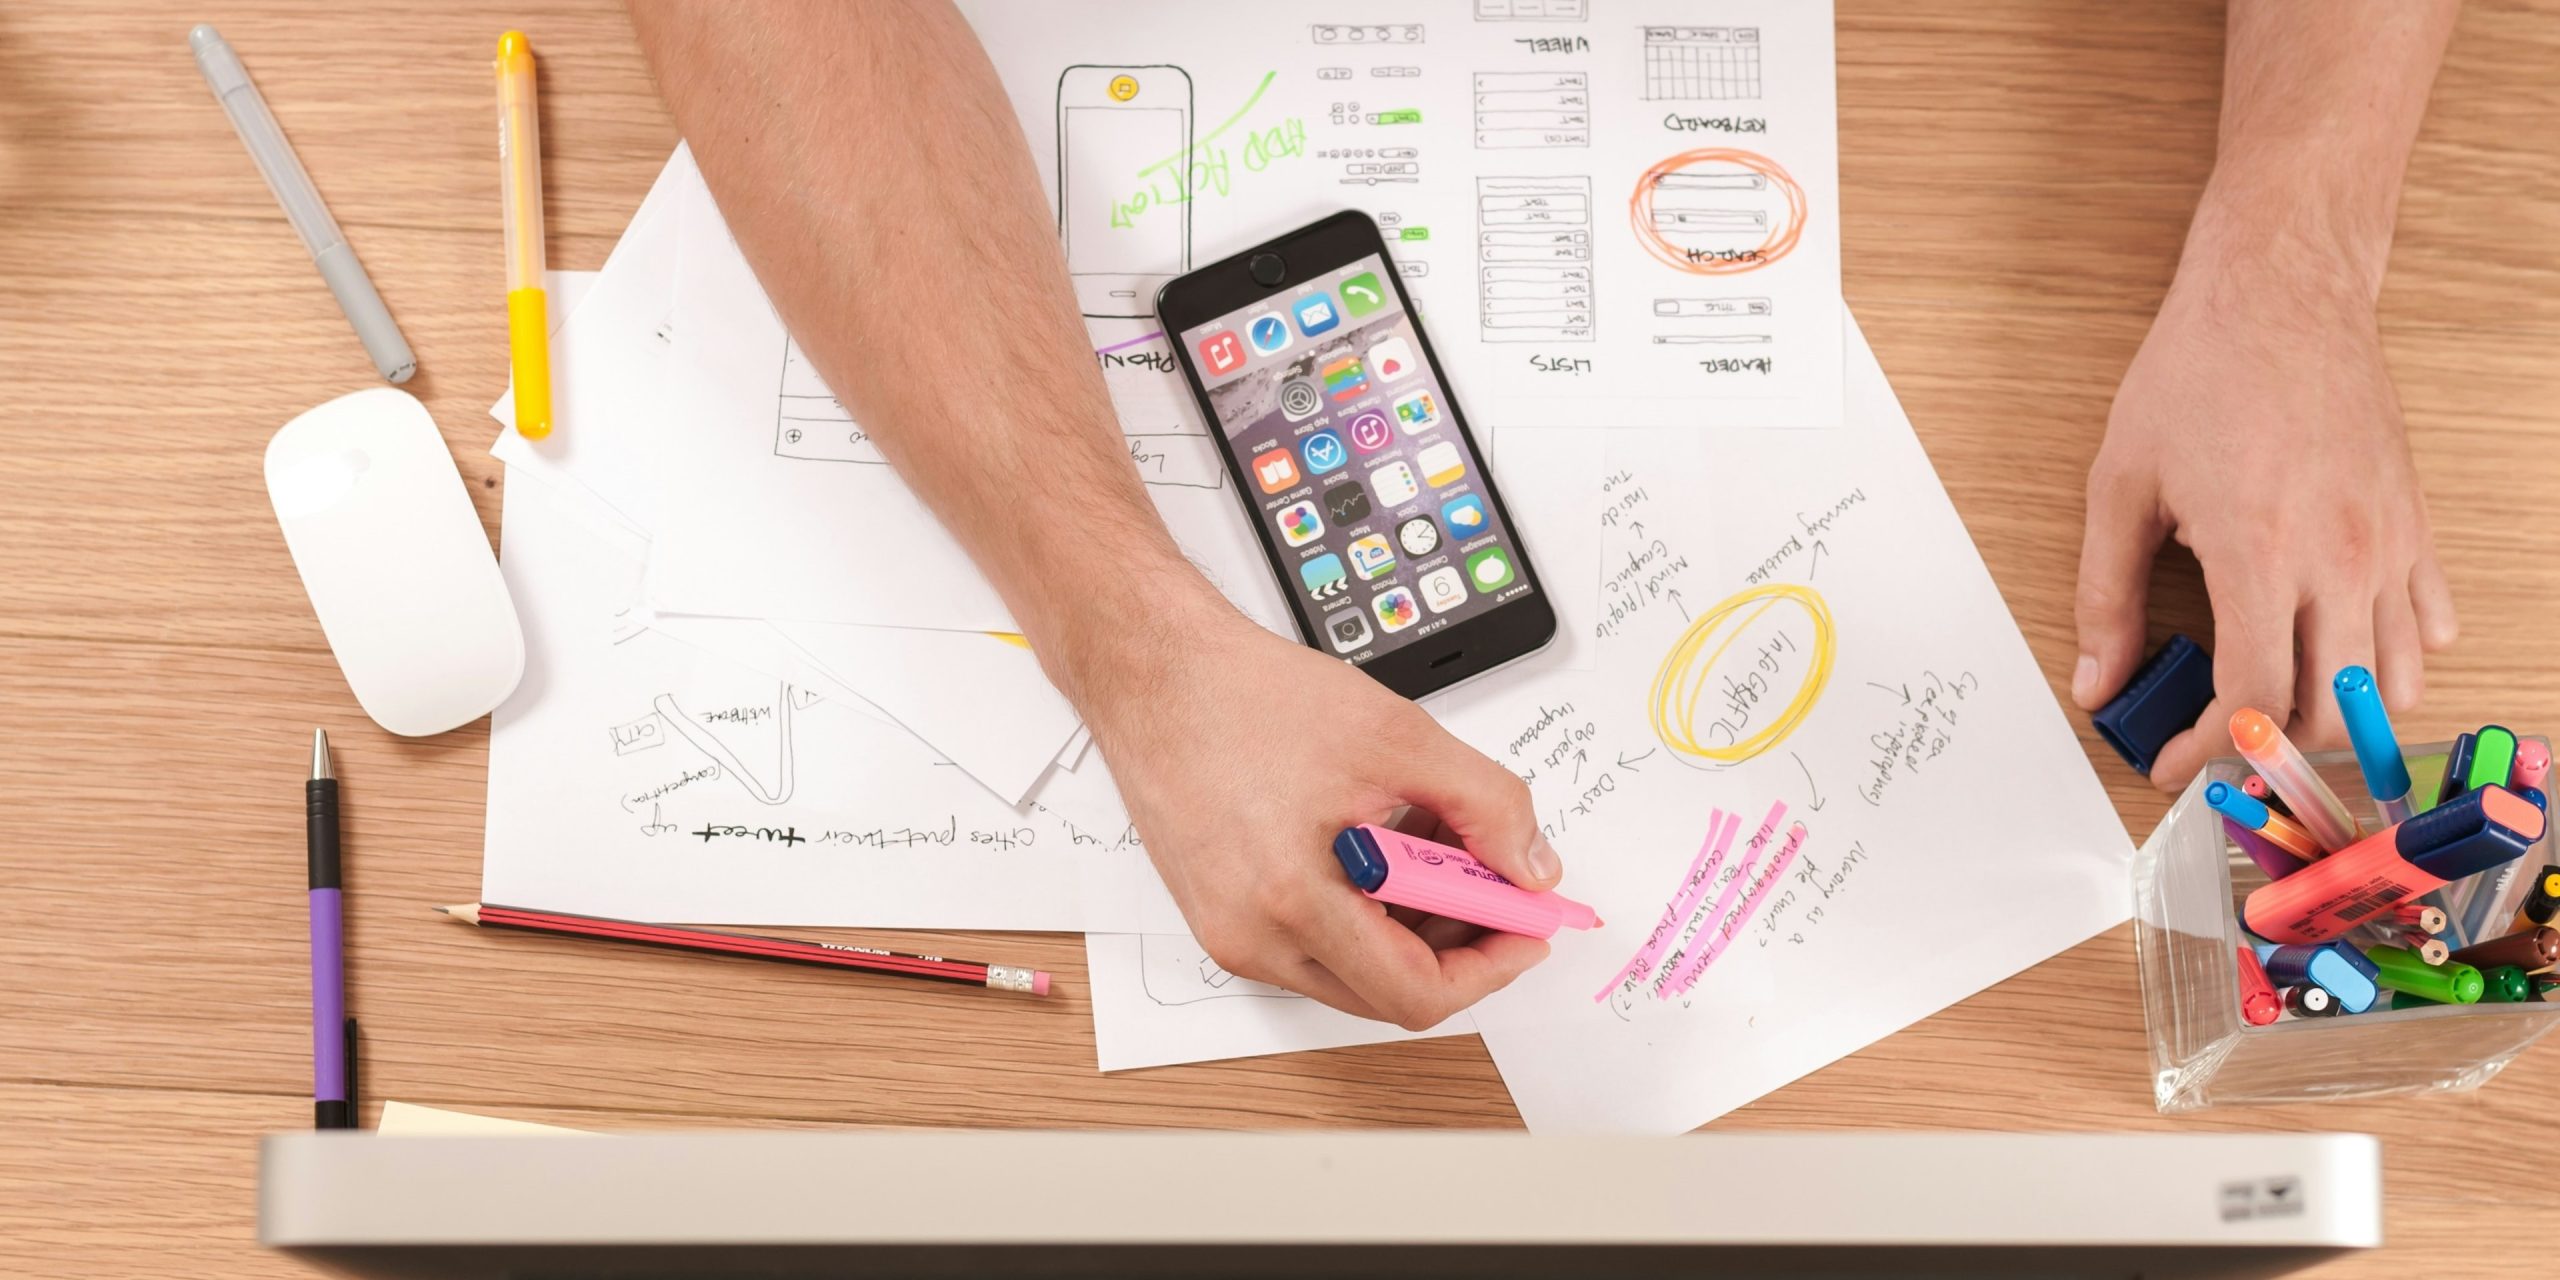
2367, 945, 2484, 1004
2231, 708, 2362, 852
2390, 903, 2449, 934
2469, 726, 2520, 794
2241, 775, 2296, 819
2535, 975, 2560, 1003
2256, 941, 2380, 1014
2240, 786, 2545, 945
2518, 740, 2553, 793
2235, 946, 2281, 1026
2478, 964, 2533, 1004
2526, 788, 2549, 812
2512, 867, 2560, 934
2449, 926, 2560, 974
2225, 818, 2304, 882
2206, 781, 2321, 863
2436, 734, 2478, 808
2332, 666, 2413, 826
2285, 984, 2338, 1018
1331, 825, 1601, 938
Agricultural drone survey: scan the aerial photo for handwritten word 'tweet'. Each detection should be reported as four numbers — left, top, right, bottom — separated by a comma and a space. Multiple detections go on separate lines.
1116, 72, 1306, 229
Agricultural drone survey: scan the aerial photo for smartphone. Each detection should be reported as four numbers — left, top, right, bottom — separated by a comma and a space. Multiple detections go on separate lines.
1055, 65, 1192, 319
1159, 211, 1556, 700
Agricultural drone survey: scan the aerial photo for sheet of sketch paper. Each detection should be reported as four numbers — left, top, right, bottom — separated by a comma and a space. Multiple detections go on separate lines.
1085, 933, 1474, 1072
645, 164, 1291, 633
481, 154, 1099, 814
1439, 318, 2130, 1133
961, 0, 1843, 430
481, 473, 1185, 933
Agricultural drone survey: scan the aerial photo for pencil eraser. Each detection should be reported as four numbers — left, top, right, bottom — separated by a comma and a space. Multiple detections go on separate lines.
2091, 634, 2216, 775
1032, 971, 1051, 997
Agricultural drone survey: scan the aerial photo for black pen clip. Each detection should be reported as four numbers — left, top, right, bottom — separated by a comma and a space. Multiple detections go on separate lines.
344, 1017, 361, 1128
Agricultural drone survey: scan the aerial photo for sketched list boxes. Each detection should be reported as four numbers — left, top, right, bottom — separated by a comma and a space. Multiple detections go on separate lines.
1476, 0, 1589, 19
1472, 71, 1591, 149
1477, 176, 1593, 343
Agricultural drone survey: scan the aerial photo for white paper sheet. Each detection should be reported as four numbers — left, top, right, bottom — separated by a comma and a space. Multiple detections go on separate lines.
1456, 320, 2131, 1133
377, 1102, 590, 1136
1076, 319, 2127, 1101
482, 475, 1184, 933
1085, 933, 1472, 1072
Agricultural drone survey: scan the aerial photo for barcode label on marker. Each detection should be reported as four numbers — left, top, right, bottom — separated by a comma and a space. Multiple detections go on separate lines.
2333, 886, 2408, 924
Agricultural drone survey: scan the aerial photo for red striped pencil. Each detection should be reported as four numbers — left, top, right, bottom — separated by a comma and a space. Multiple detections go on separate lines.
435, 903, 1050, 995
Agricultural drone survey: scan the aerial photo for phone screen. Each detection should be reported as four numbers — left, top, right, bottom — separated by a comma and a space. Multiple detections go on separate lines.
1177, 254, 1537, 664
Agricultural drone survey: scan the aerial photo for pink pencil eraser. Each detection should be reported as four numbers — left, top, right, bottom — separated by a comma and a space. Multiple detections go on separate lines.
1032, 971, 1051, 997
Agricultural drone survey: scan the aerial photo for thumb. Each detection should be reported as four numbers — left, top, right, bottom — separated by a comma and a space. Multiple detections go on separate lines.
1396, 724, 1560, 891
2073, 465, 2168, 710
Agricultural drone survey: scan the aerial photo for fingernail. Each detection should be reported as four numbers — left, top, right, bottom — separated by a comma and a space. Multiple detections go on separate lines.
1526, 834, 1561, 884
2072, 654, 2100, 708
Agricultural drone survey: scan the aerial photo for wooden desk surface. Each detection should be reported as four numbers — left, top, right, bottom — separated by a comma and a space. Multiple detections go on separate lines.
4, 2, 2556, 1274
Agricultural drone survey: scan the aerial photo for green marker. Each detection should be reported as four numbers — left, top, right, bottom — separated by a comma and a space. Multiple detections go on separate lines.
2407, 753, 2447, 814
2477, 965, 2534, 1003
2369, 945, 2483, 1005
2468, 726, 2519, 792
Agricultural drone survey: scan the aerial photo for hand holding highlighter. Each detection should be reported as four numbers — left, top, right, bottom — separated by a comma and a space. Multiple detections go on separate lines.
1333, 824, 1600, 939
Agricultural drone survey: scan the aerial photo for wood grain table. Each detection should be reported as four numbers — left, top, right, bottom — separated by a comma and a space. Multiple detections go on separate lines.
4, 2, 2557, 1275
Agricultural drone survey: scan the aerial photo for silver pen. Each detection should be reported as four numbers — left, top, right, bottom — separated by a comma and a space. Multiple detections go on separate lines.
190, 25, 416, 383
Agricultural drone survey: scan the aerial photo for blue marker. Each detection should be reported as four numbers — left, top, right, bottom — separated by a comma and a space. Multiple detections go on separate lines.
2333, 666, 2412, 826
2255, 940, 2381, 1014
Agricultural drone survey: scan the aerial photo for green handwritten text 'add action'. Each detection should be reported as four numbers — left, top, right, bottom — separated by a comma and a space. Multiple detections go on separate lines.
1113, 72, 1306, 229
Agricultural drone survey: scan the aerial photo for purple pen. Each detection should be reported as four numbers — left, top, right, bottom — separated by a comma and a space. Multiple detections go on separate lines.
309, 730, 355, 1129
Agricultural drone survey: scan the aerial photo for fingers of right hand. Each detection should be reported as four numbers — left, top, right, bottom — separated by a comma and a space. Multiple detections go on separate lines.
1392, 716, 1558, 890
2072, 462, 2167, 709
1298, 889, 1535, 1031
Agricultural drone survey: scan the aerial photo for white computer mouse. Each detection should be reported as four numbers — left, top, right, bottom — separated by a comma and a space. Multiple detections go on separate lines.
266, 387, 524, 736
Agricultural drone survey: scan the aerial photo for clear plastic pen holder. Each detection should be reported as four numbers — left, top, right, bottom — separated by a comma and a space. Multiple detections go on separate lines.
2133, 739, 2560, 1113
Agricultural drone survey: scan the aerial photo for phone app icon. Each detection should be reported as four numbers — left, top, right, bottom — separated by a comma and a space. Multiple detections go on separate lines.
1294, 293, 1341, 337
1198, 330, 1245, 377
1348, 533, 1397, 581
1300, 430, 1348, 476
1416, 440, 1465, 488
1393, 391, 1441, 434
1300, 552, 1349, 601
1466, 545, 1517, 594
1279, 377, 1323, 422
1340, 271, 1387, 318
1440, 493, 1488, 537
1251, 447, 1301, 494
1246, 312, 1292, 357
1418, 565, 1468, 614
1372, 586, 1420, 633
1277, 500, 1325, 547
1326, 607, 1373, 654
1324, 483, 1373, 526
1396, 515, 1441, 558
1346, 410, 1394, 454
1368, 460, 1420, 509
1368, 336, 1418, 384
1322, 354, 1369, 402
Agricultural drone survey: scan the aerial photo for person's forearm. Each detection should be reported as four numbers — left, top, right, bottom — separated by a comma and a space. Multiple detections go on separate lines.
630, 0, 1223, 709
2187, 0, 2459, 300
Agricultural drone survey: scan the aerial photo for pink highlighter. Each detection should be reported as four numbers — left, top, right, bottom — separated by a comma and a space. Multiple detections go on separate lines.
1332, 824, 1602, 938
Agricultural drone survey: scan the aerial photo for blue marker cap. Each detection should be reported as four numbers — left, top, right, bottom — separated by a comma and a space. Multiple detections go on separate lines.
2332, 665, 2411, 806
2255, 940, 2381, 1014
2527, 788, 2548, 812
2205, 779, 2271, 830
2092, 635, 2216, 776
1331, 826, 1389, 892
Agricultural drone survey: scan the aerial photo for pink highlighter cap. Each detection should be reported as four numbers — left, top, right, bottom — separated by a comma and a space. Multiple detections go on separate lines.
1333, 824, 1601, 939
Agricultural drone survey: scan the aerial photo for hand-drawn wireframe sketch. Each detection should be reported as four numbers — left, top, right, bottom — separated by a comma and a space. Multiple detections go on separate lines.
772, 339, 878, 464
1056, 64, 1193, 319
609, 713, 666, 756
651, 683, 799, 805
1371, 65, 1422, 79
1138, 933, 1307, 1006
1476, 0, 1587, 19
1630, 149, 1806, 275
1310, 23, 1426, 44
1477, 176, 1594, 342
1653, 297, 1773, 317
1641, 27, 1763, 101
1471, 71, 1590, 149
1651, 334, 1772, 344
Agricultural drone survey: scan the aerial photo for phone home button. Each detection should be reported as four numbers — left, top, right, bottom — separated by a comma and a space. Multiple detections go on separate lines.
1248, 253, 1287, 287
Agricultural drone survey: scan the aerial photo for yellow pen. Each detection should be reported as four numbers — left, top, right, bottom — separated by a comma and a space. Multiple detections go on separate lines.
496, 31, 551, 439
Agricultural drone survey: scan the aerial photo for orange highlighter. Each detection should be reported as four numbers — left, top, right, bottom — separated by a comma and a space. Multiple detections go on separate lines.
496, 31, 551, 439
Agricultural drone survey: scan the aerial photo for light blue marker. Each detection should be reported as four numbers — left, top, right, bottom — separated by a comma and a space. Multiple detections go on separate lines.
2334, 666, 2413, 826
